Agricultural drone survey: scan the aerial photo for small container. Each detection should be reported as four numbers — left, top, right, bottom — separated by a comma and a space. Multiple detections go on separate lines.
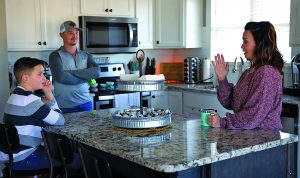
106, 82, 115, 89
100, 83, 107, 88
200, 109, 216, 127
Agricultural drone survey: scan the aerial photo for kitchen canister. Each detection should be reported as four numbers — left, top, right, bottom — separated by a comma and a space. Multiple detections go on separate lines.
202, 58, 211, 83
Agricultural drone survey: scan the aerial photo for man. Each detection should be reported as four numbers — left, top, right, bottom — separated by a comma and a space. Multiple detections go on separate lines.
2, 57, 65, 169
49, 20, 100, 113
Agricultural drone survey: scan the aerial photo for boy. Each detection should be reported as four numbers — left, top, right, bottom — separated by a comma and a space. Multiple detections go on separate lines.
1, 57, 65, 170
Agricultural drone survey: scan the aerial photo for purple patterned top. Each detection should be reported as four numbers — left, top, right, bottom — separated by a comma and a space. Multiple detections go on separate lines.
217, 65, 282, 130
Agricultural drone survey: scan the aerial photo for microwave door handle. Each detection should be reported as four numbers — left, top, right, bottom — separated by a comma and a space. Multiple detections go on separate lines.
128, 24, 133, 47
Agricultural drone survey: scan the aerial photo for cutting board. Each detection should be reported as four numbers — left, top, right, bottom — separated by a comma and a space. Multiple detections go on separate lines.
160, 63, 184, 83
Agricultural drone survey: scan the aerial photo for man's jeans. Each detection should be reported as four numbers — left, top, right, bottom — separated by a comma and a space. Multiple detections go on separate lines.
61, 101, 93, 113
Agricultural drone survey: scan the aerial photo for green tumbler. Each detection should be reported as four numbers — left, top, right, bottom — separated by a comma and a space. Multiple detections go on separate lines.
200, 109, 214, 127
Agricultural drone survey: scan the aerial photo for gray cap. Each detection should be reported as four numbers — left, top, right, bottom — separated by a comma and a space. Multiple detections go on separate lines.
60, 20, 82, 33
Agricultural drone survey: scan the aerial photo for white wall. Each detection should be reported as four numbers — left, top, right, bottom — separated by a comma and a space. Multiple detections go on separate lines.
0, 0, 9, 120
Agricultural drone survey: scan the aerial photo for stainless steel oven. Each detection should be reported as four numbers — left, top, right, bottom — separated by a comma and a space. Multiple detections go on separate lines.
95, 95, 114, 109
141, 91, 151, 107
95, 92, 151, 110
91, 63, 151, 110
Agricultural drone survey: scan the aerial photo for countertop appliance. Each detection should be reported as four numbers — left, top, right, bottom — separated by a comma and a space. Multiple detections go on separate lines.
92, 63, 150, 109
291, 54, 300, 88
79, 16, 138, 54
283, 54, 300, 96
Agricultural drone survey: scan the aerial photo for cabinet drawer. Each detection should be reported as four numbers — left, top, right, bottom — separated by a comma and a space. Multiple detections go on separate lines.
183, 91, 232, 116
183, 105, 202, 115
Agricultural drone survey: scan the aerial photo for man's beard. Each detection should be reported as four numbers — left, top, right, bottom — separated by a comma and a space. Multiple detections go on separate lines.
70, 42, 77, 46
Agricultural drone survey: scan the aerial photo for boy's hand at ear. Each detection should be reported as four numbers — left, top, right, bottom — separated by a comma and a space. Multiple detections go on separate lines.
41, 80, 54, 104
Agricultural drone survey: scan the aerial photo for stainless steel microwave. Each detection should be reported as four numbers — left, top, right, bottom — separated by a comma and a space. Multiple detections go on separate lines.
79, 16, 138, 54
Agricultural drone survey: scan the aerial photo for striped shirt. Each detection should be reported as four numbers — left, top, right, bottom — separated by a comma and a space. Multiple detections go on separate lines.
1, 86, 65, 162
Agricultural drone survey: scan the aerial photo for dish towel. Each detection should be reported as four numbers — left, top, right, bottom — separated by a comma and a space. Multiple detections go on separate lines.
114, 94, 130, 108
128, 92, 140, 107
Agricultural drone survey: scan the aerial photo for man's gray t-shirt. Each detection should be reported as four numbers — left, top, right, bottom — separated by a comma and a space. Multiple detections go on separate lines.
49, 46, 100, 108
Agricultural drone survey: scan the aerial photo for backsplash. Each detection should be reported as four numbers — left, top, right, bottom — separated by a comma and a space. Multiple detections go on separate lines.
7, 49, 293, 88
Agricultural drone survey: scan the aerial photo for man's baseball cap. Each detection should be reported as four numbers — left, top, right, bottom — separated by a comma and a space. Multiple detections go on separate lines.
60, 20, 82, 33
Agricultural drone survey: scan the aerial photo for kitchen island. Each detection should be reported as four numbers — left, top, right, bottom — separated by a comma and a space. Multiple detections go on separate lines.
46, 109, 298, 178
166, 83, 300, 178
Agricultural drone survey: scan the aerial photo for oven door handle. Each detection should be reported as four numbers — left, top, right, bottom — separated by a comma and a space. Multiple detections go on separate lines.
128, 24, 133, 47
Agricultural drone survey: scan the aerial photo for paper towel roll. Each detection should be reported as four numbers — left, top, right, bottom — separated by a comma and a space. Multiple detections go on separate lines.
202, 58, 211, 82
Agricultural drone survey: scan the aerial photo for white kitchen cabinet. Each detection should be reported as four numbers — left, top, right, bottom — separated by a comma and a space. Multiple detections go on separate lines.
290, 0, 300, 46
151, 90, 182, 114
6, 0, 76, 51
168, 91, 183, 114
80, 0, 134, 17
154, 0, 202, 48
150, 91, 168, 109
135, 0, 154, 49
154, 0, 184, 48
183, 91, 231, 117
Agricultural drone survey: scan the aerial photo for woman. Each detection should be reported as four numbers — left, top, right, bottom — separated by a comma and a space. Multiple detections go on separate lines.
207, 21, 284, 130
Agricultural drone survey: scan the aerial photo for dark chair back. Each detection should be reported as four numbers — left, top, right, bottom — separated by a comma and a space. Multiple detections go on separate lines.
42, 130, 81, 178
78, 143, 113, 178
0, 123, 19, 177
0, 123, 19, 153
0, 123, 49, 178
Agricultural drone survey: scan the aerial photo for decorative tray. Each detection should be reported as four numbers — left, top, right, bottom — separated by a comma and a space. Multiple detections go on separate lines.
126, 132, 172, 147
112, 108, 172, 129
116, 80, 165, 91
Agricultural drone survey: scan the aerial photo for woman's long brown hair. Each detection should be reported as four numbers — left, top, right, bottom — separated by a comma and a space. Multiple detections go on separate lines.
245, 21, 284, 73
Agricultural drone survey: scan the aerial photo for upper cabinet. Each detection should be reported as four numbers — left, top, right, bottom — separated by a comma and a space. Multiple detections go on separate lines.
5, 0, 202, 51
154, 0, 184, 48
80, 0, 134, 17
154, 0, 203, 48
6, 0, 76, 51
290, 0, 300, 46
135, 0, 154, 49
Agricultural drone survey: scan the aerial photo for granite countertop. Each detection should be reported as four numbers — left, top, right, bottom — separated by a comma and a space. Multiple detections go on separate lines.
282, 95, 300, 106
166, 83, 300, 106
166, 83, 217, 94
46, 110, 298, 173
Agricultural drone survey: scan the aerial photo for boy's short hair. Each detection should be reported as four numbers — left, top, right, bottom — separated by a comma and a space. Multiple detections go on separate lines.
14, 57, 46, 83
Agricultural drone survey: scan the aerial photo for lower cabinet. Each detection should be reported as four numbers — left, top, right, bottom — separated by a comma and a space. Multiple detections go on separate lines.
150, 91, 168, 109
150, 90, 183, 114
183, 91, 232, 117
168, 91, 183, 114
150, 90, 231, 116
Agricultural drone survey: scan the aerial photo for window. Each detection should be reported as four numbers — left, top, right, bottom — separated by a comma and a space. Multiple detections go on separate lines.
211, 0, 291, 62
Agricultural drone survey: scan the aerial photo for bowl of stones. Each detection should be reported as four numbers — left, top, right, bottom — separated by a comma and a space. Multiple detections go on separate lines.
111, 107, 172, 129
